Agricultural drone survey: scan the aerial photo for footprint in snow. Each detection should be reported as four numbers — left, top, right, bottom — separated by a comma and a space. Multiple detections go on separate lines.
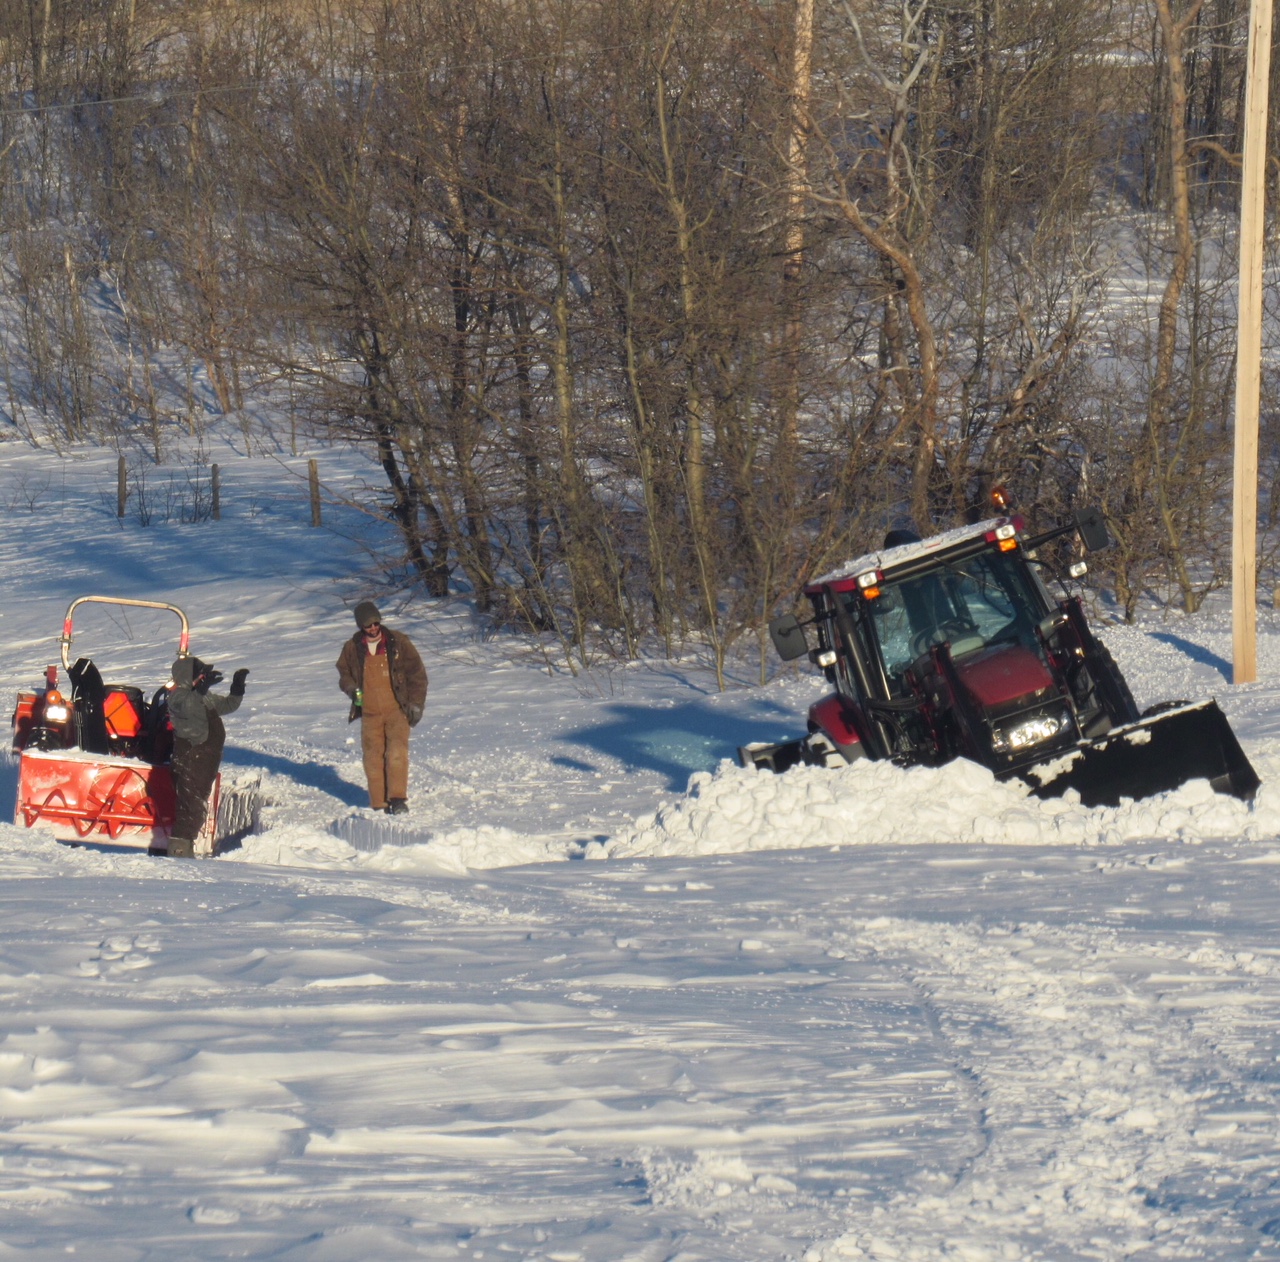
189, 1205, 241, 1225
79, 934, 162, 977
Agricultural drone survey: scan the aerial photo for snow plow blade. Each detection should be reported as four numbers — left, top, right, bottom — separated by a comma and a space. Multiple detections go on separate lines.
1018, 700, 1260, 807
738, 737, 821, 774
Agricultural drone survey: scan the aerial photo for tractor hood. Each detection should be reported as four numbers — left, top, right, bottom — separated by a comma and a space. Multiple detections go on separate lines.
954, 643, 1056, 709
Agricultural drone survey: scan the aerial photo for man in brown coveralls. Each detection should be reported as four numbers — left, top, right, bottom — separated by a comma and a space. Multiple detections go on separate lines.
336, 601, 428, 814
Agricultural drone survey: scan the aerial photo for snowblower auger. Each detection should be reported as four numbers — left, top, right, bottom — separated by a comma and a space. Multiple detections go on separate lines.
11, 596, 260, 856
744, 505, 1261, 807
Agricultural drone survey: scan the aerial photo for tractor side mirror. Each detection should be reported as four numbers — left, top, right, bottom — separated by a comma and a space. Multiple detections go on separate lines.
1073, 506, 1111, 552
1038, 611, 1068, 640
769, 614, 809, 662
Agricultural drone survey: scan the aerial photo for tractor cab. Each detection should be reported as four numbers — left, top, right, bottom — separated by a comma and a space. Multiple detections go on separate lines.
744, 509, 1259, 808
794, 512, 1123, 768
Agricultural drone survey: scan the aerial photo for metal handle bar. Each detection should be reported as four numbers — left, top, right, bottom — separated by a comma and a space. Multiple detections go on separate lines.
60, 596, 190, 670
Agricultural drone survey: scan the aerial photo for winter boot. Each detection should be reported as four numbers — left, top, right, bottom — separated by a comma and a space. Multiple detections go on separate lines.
168, 836, 195, 858
387, 799, 409, 815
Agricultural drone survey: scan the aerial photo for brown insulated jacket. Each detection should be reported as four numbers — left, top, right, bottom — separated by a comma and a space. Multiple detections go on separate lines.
336, 627, 428, 726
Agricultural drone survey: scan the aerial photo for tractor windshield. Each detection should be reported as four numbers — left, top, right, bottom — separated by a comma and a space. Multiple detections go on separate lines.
862, 547, 1048, 690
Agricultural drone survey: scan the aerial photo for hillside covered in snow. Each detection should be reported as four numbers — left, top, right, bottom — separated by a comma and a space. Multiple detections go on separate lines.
0, 434, 1276, 1260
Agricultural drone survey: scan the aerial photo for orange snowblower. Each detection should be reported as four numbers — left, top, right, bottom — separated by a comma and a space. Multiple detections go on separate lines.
11, 596, 258, 856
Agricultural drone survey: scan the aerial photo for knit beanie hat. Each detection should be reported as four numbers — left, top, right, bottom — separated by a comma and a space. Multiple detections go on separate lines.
353, 601, 382, 628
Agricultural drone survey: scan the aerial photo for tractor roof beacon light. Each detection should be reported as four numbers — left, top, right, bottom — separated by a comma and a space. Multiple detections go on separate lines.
991, 485, 1011, 512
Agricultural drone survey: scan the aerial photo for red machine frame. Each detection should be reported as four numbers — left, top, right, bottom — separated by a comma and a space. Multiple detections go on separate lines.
16, 750, 219, 851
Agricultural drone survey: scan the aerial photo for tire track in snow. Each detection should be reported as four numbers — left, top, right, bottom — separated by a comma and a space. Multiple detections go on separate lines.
806, 917, 1274, 1261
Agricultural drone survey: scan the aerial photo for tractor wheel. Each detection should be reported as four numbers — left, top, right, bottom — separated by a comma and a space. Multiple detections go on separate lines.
1092, 643, 1141, 726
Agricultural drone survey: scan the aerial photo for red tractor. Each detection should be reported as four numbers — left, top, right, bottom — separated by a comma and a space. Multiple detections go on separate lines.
12, 596, 258, 855
742, 507, 1259, 807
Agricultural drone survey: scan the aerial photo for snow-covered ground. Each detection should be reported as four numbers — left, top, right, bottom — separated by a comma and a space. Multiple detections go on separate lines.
3, 432, 1280, 1258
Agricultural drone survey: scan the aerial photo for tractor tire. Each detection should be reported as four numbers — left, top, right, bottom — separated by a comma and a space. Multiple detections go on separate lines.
1092, 643, 1141, 726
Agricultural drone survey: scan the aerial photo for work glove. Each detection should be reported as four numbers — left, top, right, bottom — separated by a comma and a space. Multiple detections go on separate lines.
230, 668, 249, 697
195, 667, 223, 694
406, 703, 423, 727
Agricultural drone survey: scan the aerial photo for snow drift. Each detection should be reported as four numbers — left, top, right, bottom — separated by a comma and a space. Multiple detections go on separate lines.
601, 752, 1280, 862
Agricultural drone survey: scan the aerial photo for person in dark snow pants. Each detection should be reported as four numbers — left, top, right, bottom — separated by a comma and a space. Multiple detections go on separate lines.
336, 602, 427, 814
168, 656, 248, 857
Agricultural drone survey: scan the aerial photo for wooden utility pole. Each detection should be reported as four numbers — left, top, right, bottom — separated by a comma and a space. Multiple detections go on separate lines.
1232, 0, 1273, 684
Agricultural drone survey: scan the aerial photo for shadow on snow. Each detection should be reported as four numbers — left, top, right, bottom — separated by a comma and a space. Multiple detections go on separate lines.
221, 745, 368, 809
560, 699, 798, 791
1148, 632, 1232, 684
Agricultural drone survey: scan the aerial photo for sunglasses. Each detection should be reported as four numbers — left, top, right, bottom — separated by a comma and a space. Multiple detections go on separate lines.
362, 621, 382, 631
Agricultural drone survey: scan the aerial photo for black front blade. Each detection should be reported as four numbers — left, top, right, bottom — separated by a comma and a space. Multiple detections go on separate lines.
738, 737, 810, 774
1017, 700, 1260, 808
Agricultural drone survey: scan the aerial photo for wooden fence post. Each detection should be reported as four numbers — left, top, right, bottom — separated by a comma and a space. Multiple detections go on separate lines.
308, 458, 321, 527
117, 455, 126, 518
211, 463, 220, 521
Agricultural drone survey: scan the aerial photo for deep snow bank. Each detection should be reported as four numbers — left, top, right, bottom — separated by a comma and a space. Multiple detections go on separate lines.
599, 753, 1280, 861
226, 745, 1280, 875
9, 744, 1278, 881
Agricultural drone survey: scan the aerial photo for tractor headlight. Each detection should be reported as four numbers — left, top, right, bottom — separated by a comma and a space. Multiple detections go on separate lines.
992, 712, 1067, 754
43, 690, 70, 725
